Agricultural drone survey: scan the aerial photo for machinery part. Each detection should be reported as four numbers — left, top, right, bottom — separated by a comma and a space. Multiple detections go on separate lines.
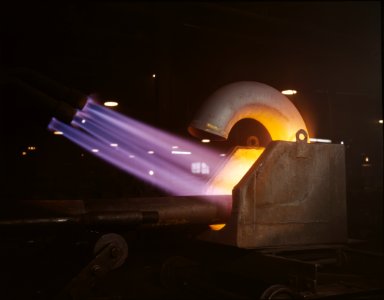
0, 211, 158, 228
57, 233, 128, 300
259, 284, 296, 299
0, 195, 232, 228
85, 195, 232, 227
199, 134, 348, 248
296, 128, 308, 142
188, 81, 308, 142
93, 233, 128, 269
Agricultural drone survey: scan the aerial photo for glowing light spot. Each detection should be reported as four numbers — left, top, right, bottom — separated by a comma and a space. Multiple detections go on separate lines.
171, 150, 191, 155
207, 147, 265, 195
53, 131, 63, 135
209, 224, 226, 231
365, 157, 369, 163
147, 150, 155, 154
91, 149, 99, 153
340, 141, 344, 144
298, 133, 306, 141
281, 89, 297, 95
172, 145, 179, 149
201, 139, 210, 143
104, 101, 119, 107
219, 153, 226, 157
129, 155, 135, 158
27, 146, 36, 150
379, 120, 383, 124
22, 151, 27, 156
148, 170, 154, 176
81, 119, 86, 124
152, 74, 156, 78
110, 143, 118, 147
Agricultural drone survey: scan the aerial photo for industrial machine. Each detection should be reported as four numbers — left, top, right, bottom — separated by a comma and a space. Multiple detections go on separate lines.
1, 71, 382, 299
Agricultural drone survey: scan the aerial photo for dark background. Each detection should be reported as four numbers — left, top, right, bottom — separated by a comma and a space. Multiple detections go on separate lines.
0, 1, 383, 299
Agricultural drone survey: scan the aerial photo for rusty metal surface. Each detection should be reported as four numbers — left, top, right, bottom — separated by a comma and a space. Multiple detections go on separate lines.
199, 139, 348, 248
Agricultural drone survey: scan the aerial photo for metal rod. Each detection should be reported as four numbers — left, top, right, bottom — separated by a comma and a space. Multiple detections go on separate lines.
0, 195, 232, 228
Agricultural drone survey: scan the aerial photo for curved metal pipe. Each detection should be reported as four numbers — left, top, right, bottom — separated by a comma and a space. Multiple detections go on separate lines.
188, 81, 308, 142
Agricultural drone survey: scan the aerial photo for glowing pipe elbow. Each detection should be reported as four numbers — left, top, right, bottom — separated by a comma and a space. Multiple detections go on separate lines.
188, 81, 308, 142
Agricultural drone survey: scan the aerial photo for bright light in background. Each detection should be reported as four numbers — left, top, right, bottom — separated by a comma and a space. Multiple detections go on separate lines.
27, 146, 36, 150
310, 138, 332, 143
340, 141, 344, 144
148, 170, 154, 176
147, 150, 155, 154
191, 162, 210, 174
379, 119, 383, 124
103, 101, 119, 107
91, 149, 99, 153
172, 146, 179, 149
365, 157, 369, 163
201, 139, 210, 143
281, 89, 297, 95
53, 131, 63, 135
21, 151, 27, 156
110, 143, 118, 147
219, 153, 226, 157
152, 74, 156, 78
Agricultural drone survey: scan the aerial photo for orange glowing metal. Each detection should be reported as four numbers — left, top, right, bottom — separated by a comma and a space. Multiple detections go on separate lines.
209, 224, 226, 231
207, 147, 264, 231
206, 147, 265, 195
205, 105, 308, 230
228, 107, 308, 142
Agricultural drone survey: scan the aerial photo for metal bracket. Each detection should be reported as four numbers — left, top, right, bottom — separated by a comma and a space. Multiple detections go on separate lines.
296, 129, 309, 158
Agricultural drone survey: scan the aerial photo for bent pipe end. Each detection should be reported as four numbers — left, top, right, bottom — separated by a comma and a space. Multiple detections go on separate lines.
188, 81, 308, 142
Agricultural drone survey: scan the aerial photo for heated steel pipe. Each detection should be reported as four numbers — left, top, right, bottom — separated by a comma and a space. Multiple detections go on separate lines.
188, 81, 308, 142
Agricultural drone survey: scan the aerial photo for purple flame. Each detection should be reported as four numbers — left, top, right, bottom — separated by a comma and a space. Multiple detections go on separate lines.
48, 99, 224, 195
